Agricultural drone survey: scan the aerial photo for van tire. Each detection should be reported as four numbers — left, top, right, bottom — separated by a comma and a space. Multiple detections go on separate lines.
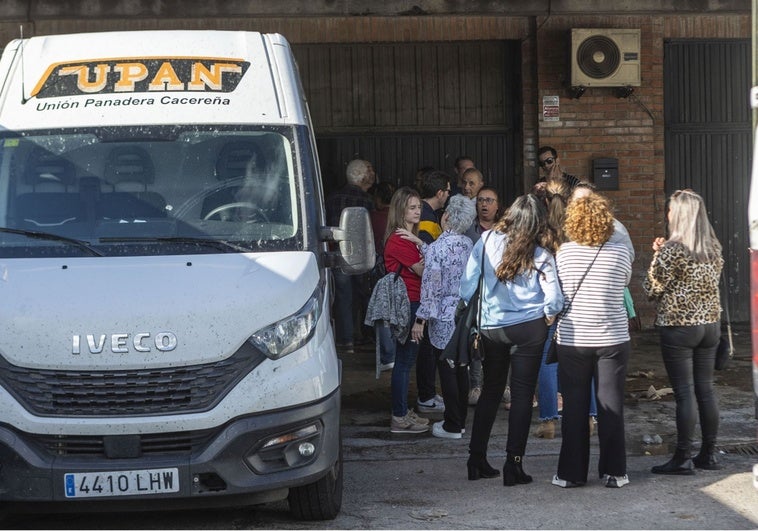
287, 441, 343, 520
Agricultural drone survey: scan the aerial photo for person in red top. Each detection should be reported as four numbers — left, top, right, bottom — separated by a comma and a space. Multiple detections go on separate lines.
383, 186, 429, 433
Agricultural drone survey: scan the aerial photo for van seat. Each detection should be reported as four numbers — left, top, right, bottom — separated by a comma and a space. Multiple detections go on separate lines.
23, 148, 76, 192
99, 146, 165, 219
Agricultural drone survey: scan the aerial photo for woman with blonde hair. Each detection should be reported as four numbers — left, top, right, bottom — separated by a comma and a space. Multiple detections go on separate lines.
460, 194, 563, 485
644, 189, 723, 474
531, 178, 570, 438
551, 193, 633, 489
383, 186, 429, 434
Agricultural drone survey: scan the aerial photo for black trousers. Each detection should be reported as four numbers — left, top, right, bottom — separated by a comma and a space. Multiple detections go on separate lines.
416, 332, 438, 403
469, 317, 546, 459
556, 341, 630, 483
436, 353, 469, 433
659, 323, 720, 451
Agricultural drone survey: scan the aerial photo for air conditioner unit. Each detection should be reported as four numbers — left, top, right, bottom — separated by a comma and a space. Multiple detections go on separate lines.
570, 28, 641, 87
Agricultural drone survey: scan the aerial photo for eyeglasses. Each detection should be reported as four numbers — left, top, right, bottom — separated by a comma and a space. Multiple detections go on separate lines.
477, 197, 496, 204
539, 157, 555, 167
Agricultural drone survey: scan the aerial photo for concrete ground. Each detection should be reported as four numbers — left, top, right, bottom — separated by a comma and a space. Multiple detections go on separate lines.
334, 323, 758, 529
340, 324, 757, 454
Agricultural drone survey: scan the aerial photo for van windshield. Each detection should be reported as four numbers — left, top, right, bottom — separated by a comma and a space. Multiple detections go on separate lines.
0, 126, 304, 257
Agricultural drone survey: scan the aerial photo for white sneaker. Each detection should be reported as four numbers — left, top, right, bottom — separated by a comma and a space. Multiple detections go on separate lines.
432, 421, 462, 439
379, 362, 395, 371
418, 394, 445, 413
605, 474, 629, 488
551, 475, 584, 488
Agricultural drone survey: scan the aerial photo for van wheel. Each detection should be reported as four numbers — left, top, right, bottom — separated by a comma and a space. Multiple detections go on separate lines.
287, 442, 343, 521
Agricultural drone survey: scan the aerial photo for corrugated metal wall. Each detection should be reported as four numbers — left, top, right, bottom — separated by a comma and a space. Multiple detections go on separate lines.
664, 39, 751, 321
292, 41, 521, 199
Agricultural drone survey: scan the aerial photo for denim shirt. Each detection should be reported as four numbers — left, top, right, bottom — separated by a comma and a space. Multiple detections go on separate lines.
459, 230, 563, 328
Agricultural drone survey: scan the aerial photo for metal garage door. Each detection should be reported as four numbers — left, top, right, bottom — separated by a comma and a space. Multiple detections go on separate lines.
664, 39, 751, 321
292, 41, 521, 203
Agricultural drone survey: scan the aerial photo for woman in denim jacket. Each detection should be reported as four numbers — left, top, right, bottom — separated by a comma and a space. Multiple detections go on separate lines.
459, 194, 563, 486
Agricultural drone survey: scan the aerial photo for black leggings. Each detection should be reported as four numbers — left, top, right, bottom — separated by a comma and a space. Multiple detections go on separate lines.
659, 323, 720, 451
468, 317, 546, 459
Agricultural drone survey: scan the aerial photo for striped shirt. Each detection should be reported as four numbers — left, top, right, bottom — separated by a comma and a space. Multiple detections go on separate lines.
555, 241, 632, 347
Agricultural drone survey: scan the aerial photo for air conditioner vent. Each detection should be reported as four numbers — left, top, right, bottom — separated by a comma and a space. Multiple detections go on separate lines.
571, 29, 641, 87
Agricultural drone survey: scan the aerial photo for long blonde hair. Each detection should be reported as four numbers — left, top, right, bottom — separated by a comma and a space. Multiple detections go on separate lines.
384, 186, 420, 243
666, 189, 722, 262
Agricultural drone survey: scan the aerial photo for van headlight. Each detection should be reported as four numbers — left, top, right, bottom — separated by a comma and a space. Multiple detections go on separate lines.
249, 287, 322, 359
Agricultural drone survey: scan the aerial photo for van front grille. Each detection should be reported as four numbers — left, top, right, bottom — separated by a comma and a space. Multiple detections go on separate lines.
0, 345, 265, 416
30, 427, 220, 457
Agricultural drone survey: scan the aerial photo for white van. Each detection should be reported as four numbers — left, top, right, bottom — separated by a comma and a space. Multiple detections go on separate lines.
749, 85, 758, 489
0, 30, 373, 519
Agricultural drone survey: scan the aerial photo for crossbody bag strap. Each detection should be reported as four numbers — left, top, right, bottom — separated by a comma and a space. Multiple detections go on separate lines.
475, 232, 493, 328
559, 243, 605, 318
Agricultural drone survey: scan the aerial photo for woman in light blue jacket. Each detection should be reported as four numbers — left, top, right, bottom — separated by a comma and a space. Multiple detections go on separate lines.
460, 194, 563, 486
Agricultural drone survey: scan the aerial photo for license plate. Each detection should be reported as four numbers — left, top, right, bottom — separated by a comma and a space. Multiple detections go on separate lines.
64, 467, 179, 498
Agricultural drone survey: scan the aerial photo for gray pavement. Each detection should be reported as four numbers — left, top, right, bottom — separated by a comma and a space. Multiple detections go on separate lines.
332, 324, 758, 529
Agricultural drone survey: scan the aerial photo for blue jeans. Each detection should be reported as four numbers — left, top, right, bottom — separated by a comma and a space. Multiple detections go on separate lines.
538, 323, 559, 420
391, 302, 421, 417
469, 358, 483, 389
375, 321, 396, 365
538, 322, 597, 419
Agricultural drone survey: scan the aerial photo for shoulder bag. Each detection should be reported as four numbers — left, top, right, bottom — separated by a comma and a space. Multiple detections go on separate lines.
440, 233, 490, 365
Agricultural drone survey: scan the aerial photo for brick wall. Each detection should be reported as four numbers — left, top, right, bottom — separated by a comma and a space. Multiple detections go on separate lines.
0, 11, 750, 325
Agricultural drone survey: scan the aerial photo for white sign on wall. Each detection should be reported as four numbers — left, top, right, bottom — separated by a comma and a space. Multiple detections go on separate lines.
543, 95, 559, 122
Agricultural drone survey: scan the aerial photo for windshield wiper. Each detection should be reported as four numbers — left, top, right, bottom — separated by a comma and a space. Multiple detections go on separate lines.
98, 236, 252, 253
0, 227, 104, 256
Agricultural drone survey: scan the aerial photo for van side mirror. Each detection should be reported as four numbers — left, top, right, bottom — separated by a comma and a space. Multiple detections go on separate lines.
320, 206, 375, 274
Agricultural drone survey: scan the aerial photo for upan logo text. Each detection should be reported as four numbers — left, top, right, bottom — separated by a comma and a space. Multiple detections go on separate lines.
32, 58, 250, 99
72, 332, 178, 355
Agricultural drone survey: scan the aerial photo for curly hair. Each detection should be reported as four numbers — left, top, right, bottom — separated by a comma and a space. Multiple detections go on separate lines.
492, 194, 548, 282
563, 194, 614, 246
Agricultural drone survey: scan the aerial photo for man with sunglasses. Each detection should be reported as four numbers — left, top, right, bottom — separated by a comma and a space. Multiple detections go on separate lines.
538, 146, 581, 189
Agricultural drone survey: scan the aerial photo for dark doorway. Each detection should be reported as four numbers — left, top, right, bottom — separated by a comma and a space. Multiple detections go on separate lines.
293, 41, 522, 203
664, 39, 751, 321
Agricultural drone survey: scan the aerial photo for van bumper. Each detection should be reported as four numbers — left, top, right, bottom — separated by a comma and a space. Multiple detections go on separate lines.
0, 388, 340, 512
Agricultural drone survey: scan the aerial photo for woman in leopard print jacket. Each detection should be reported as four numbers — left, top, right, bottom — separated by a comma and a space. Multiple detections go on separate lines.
643, 189, 724, 475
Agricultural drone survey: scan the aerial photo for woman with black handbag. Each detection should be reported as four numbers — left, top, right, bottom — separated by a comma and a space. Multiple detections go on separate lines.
411, 194, 477, 439
460, 194, 563, 485
643, 189, 724, 473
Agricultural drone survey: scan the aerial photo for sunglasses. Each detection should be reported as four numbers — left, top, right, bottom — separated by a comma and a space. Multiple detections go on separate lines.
672, 188, 695, 198
539, 157, 555, 167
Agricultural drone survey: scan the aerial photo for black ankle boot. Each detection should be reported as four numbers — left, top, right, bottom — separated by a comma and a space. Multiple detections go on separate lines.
467, 455, 501, 480
503, 454, 533, 486
692, 445, 723, 470
651, 449, 695, 475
